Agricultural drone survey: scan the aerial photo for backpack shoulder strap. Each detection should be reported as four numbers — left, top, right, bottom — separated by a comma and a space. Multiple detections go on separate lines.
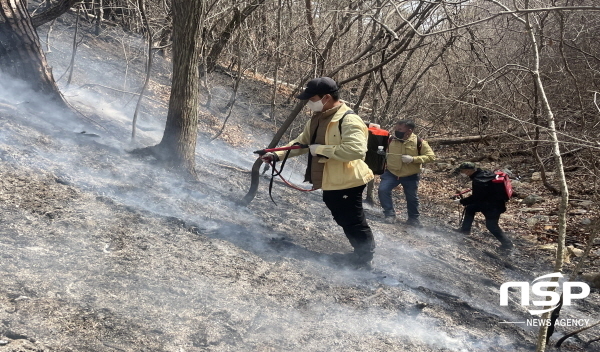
417, 137, 423, 155
338, 109, 356, 135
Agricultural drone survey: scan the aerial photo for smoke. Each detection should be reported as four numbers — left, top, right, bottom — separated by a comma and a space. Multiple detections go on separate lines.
0, 73, 527, 351
0, 78, 509, 351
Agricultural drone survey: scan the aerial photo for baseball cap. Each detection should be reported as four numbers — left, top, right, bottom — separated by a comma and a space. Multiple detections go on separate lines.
296, 77, 339, 100
453, 162, 476, 175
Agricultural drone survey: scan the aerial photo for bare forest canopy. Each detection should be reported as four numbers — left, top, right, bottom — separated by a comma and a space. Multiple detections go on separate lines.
1, 0, 600, 189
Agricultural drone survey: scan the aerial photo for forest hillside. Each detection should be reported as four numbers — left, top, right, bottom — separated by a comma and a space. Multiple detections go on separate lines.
0, 1, 599, 352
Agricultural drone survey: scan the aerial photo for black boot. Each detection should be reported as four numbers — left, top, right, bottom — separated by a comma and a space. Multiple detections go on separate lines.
343, 224, 375, 252
351, 250, 373, 270
453, 228, 470, 234
405, 217, 422, 228
494, 232, 514, 250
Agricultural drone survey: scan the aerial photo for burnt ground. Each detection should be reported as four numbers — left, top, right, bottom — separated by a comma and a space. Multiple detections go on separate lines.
1, 7, 599, 352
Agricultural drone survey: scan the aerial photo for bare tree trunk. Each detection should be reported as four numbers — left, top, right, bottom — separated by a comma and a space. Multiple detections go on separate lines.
138, 0, 203, 175
45, 18, 55, 52
210, 34, 243, 142
95, 0, 104, 35
269, 0, 282, 128
66, 5, 81, 86
353, 70, 373, 115
156, 10, 172, 57
82, 0, 91, 22
557, 12, 584, 129
371, 93, 379, 123
518, 4, 570, 351
0, 0, 67, 104
532, 79, 560, 195
132, 0, 153, 140
200, 50, 212, 108
303, 0, 318, 75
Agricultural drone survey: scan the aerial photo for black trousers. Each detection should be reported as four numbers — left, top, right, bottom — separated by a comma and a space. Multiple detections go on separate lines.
322, 184, 375, 258
461, 203, 507, 243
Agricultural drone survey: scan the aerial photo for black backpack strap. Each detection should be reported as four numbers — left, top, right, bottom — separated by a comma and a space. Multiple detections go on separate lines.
337, 110, 356, 135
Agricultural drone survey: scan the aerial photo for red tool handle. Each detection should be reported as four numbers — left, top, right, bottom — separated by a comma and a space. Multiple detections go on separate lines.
254, 144, 308, 155
450, 189, 472, 199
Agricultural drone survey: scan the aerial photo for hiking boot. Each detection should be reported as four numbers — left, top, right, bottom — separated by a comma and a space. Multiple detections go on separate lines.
384, 215, 397, 224
499, 240, 514, 251
331, 251, 373, 270
495, 232, 514, 251
350, 249, 374, 271
353, 258, 373, 271
453, 228, 470, 234
404, 219, 422, 228
330, 252, 354, 265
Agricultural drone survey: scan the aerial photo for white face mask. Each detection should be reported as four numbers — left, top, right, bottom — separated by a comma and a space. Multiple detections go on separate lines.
306, 97, 325, 112
459, 172, 468, 178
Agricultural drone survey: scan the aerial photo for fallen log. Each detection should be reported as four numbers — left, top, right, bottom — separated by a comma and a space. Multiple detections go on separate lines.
425, 130, 538, 145
426, 135, 494, 145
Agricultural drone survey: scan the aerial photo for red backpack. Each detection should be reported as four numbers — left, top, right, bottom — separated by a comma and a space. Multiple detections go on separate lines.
491, 170, 513, 201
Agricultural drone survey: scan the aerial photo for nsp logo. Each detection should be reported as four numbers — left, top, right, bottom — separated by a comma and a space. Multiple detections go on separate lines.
500, 273, 590, 315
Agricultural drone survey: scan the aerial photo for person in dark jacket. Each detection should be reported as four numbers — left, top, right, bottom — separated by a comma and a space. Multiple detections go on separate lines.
453, 162, 514, 250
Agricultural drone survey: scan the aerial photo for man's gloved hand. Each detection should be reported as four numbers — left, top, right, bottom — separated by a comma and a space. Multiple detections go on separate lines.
454, 198, 462, 204
260, 152, 278, 163
401, 155, 414, 163
309, 144, 321, 156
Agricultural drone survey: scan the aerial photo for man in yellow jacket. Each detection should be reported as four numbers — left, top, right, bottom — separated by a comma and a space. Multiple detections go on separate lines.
261, 77, 375, 269
378, 120, 435, 227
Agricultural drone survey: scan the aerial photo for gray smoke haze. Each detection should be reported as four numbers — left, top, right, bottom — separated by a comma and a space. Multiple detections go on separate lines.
0, 73, 528, 351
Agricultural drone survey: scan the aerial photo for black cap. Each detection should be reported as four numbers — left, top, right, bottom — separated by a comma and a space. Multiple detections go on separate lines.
453, 162, 476, 175
296, 77, 339, 100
